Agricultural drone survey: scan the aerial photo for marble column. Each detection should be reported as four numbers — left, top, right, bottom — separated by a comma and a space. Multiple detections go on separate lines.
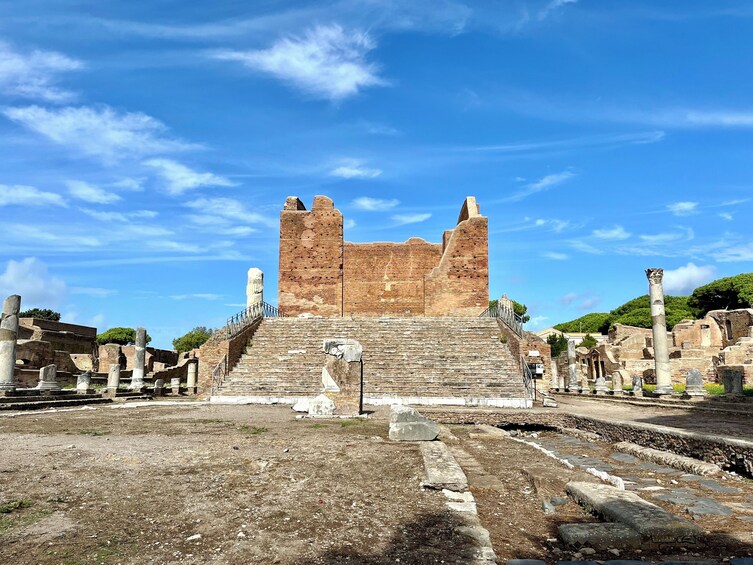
246, 268, 263, 315
0, 295, 21, 392
646, 268, 673, 395
107, 363, 121, 394
36, 364, 60, 391
186, 361, 198, 394
129, 327, 146, 391
567, 340, 579, 392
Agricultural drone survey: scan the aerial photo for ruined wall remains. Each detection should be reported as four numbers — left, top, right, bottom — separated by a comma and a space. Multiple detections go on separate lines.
278, 195, 489, 317
279, 196, 343, 317
18, 318, 96, 354
425, 198, 489, 316
343, 239, 442, 316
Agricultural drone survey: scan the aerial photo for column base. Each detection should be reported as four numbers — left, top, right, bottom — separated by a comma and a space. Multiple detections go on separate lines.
653, 385, 674, 396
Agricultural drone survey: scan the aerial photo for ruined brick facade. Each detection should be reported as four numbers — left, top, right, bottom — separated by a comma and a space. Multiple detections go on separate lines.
279, 196, 489, 317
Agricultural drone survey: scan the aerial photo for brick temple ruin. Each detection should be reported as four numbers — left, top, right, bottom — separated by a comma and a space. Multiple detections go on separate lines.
278, 195, 488, 317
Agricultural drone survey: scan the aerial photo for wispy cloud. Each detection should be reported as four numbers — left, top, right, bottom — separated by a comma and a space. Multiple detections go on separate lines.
212, 24, 385, 101
329, 159, 382, 179
503, 170, 575, 202
592, 225, 631, 240
639, 229, 692, 245
719, 212, 733, 221
569, 240, 604, 255
560, 292, 577, 306
392, 213, 431, 225
79, 208, 158, 222
352, 197, 399, 211
0, 41, 82, 102
144, 159, 235, 195
344, 218, 356, 230
663, 262, 716, 294
3, 105, 194, 162
464, 131, 665, 155
66, 180, 121, 204
716, 242, 753, 262
667, 201, 698, 216
184, 197, 276, 228
543, 251, 569, 260
170, 293, 222, 301
70, 286, 117, 298
0, 184, 66, 207
539, 0, 578, 21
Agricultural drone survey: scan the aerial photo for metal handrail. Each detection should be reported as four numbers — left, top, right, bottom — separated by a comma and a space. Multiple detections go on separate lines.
224, 301, 285, 339
480, 303, 525, 337
210, 354, 227, 396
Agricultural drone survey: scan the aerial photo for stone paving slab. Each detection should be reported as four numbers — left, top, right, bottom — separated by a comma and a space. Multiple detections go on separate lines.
614, 441, 721, 476
420, 441, 468, 491
559, 521, 641, 549
565, 481, 703, 544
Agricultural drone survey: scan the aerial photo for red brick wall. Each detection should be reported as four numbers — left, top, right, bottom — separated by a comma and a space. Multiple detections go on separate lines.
343, 239, 442, 316
425, 215, 489, 316
278, 196, 343, 316
278, 195, 489, 317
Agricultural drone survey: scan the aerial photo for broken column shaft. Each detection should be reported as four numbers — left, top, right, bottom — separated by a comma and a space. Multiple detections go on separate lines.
0, 295, 21, 392
646, 268, 673, 395
129, 327, 146, 391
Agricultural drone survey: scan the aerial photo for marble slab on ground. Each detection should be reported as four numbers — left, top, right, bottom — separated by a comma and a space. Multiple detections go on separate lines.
566, 481, 703, 544
420, 442, 468, 492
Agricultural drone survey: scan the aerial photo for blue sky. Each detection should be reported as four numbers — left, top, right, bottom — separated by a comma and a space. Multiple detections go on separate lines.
1, 0, 752, 348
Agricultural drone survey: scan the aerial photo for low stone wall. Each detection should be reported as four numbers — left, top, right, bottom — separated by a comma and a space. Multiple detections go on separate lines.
197, 319, 262, 396
424, 409, 753, 477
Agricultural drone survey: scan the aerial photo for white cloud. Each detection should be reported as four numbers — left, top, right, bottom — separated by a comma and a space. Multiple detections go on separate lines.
504, 170, 575, 202
716, 243, 753, 262
352, 197, 399, 211
79, 208, 158, 222
663, 262, 716, 294
684, 111, 753, 127
719, 212, 733, 221
330, 160, 382, 179
560, 292, 577, 306
592, 225, 631, 240
0, 41, 82, 102
578, 296, 601, 311
543, 251, 568, 260
569, 239, 604, 255
344, 218, 356, 230
0, 257, 67, 308
66, 180, 121, 204
0, 184, 66, 207
144, 159, 235, 195
539, 0, 578, 20
667, 201, 698, 216
70, 287, 117, 298
3, 105, 193, 162
184, 197, 276, 227
170, 293, 222, 301
212, 24, 385, 101
392, 213, 431, 225
639, 231, 687, 244
111, 177, 145, 191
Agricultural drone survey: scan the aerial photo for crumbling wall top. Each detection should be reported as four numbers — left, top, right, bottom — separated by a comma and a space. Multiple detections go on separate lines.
312, 195, 335, 210
283, 196, 307, 211
457, 196, 481, 224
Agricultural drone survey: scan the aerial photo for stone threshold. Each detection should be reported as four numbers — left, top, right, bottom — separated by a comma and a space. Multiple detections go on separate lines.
209, 395, 532, 408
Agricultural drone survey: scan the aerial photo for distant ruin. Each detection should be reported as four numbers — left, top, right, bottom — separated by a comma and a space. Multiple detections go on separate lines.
278, 195, 489, 317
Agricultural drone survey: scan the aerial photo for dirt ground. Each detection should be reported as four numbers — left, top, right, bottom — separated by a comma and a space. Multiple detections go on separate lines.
1, 402, 752, 564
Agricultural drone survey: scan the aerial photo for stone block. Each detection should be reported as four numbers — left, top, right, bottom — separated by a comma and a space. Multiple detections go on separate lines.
308, 394, 335, 417
420, 441, 468, 491
389, 405, 440, 441
35, 364, 60, 391
76, 372, 92, 394
722, 368, 744, 396
565, 481, 703, 544
558, 522, 641, 549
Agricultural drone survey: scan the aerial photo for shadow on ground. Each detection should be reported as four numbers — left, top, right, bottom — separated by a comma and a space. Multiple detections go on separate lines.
294, 512, 481, 565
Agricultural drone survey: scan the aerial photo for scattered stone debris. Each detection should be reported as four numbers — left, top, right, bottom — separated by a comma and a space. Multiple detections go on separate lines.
389, 404, 440, 441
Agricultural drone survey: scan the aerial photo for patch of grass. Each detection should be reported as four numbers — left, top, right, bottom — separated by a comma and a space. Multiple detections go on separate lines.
78, 429, 110, 436
239, 425, 267, 435
339, 420, 361, 428
308, 423, 326, 429
0, 499, 32, 514
0, 506, 50, 535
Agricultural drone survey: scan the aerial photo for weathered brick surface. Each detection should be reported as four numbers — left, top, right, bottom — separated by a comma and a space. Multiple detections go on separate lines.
343, 239, 441, 316
278, 195, 489, 317
197, 319, 262, 396
425, 215, 489, 316
279, 196, 343, 317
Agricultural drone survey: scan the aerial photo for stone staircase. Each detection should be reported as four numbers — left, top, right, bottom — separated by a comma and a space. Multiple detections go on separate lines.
215, 317, 531, 408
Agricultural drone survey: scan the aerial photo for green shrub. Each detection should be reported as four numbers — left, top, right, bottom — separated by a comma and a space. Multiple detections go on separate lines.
96, 327, 152, 346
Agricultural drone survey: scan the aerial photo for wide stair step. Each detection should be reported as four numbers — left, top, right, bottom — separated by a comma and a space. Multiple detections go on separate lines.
216, 316, 529, 403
